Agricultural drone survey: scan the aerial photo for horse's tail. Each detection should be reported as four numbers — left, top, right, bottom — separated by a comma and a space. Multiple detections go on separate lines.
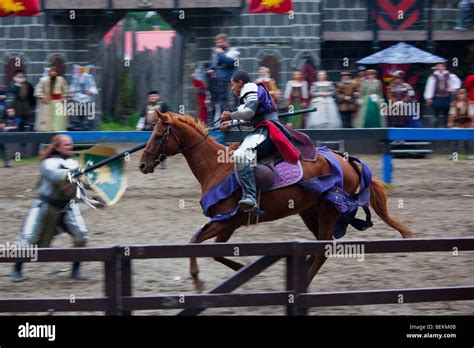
369, 179, 416, 238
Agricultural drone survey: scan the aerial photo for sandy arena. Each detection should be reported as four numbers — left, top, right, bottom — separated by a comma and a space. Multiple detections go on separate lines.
0, 147, 473, 315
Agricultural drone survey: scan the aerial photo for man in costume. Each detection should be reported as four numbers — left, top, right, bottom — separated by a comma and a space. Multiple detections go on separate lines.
12, 135, 90, 282
424, 63, 461, 128
220, 70, 314, 212
336, 71, 358, 128
136, 90, 170, 131
448, 88, 473, 159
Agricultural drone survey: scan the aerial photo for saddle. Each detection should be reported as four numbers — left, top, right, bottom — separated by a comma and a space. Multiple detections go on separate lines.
234, 154, 304, 191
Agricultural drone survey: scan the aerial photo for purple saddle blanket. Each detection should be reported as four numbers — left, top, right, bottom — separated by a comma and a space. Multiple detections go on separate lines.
234, 160, 303, 192
198, 146, 373, 239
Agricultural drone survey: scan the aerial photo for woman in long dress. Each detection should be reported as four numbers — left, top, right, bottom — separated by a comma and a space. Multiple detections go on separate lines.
307, 70, 342, 128
353, 69, 385, 128
34, 66, 68, 131
283, 70, 308, 128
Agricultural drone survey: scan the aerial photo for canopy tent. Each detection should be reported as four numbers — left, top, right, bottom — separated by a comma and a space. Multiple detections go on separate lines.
357, 42, 446, 65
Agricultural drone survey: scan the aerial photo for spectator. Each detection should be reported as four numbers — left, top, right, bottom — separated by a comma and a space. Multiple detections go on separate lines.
424, 63, 461, 128
34, 66, 68, 131
307, 70, 342, 129
69, 65, 98, 130
136, 91, 170, 131
7, 69, 36, 131
464, 73, 474, 103
353, 69, 385, 128
208, 33, 240, 123
386, 70, 417, 127
283, 70, 309, 128
0, 85, 7, 118
191, 63, 210, 124
352, 67, 366, 99
448, 88, 473, 160
336, 71, 358, 128
273, 89, 289, 114
0, 107, 20, 168
254, 66, 278, 97
454, 0, 473, 30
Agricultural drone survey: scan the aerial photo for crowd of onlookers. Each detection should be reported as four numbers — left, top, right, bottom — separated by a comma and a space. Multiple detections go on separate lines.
0, 65, 98, 167
190, 33, 474, 134
1, 33, 473, 167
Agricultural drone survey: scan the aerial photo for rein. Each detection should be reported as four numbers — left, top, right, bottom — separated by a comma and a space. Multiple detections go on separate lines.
144, 122, 212, 163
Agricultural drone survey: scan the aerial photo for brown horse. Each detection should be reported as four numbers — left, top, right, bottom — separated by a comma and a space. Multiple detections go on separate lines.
138, 111, 415, 288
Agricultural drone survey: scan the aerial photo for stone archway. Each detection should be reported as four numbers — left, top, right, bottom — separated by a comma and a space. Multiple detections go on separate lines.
255, 49, 285, 86
292, 52, 319, 91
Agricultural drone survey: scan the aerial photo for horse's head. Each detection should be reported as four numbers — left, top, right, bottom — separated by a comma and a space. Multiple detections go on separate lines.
138, 111, 181, 174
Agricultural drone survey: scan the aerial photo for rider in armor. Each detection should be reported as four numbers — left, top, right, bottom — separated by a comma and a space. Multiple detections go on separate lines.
12, 135, 90, 282
220, 70, 279, 212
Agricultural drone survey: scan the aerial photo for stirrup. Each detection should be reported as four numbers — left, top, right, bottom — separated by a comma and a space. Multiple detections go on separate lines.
238, 197, 258, 212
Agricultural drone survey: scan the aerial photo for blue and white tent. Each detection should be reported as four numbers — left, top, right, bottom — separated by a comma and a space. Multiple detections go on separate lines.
357, 42, 446, 64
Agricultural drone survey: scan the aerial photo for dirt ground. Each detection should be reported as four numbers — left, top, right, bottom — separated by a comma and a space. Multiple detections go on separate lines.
0, 146, 473, 315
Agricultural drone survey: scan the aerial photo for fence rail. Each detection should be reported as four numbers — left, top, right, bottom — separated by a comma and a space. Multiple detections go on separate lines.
1, 238, 473, 315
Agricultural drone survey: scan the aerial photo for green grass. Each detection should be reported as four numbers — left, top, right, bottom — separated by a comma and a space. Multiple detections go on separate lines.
100, 111, 141, 131
14, 156, 40, 165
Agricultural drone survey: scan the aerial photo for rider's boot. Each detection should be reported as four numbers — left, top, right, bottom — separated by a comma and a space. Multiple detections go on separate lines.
237, 164, 258, 212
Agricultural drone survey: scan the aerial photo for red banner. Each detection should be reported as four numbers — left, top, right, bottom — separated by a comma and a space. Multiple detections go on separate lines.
0, 0, 40, 16
248, 0, 292, 13
372, 0, 423, 30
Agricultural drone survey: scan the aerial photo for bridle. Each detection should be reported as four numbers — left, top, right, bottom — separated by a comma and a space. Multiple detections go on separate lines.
143, 122, 211, 164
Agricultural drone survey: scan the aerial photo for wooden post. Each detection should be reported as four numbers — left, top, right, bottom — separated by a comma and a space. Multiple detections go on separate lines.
104, 250, 120, 316
121, 256, 132, 316
286, 242, 308, 316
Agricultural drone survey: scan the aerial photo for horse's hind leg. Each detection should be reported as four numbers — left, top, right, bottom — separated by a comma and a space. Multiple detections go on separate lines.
305, 201, 340, 287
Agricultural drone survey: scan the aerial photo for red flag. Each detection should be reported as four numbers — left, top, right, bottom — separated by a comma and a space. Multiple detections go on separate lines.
248, 0, 293, 13
0, 0, 40, 16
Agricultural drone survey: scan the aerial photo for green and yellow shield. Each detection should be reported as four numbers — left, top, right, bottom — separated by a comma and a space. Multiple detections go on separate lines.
79, 145, 127, 206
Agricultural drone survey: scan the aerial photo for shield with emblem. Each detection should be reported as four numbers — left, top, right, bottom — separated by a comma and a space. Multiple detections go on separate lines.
79, 145, 127, 206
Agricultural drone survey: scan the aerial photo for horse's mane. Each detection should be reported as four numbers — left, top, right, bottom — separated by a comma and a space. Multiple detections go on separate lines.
165, 112, 208, 136
161, 111, 225, 148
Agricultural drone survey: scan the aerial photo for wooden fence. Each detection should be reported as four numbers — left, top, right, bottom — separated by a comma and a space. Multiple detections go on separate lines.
1, 238, 473, 315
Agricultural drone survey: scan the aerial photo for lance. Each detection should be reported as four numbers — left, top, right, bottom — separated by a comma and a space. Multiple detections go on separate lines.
74, 107, 316, 177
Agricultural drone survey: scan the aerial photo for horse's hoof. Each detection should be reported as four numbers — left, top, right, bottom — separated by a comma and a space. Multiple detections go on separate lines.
193, 279, 205, 293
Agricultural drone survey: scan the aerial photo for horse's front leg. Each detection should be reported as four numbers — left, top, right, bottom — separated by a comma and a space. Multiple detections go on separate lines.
189, 234, 204, 291
189, 221, 238, 291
